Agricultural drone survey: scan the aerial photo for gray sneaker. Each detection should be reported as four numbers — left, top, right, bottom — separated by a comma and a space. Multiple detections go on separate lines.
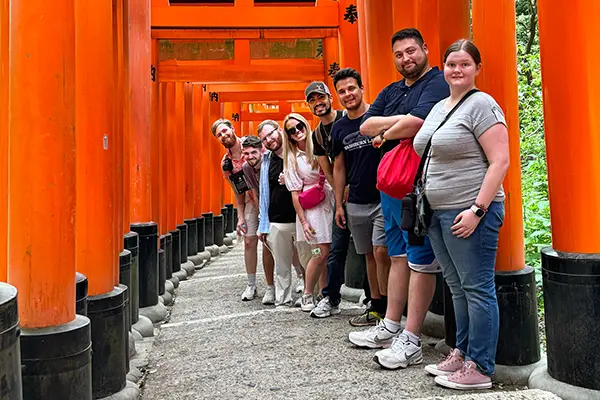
310, 296, 341, 318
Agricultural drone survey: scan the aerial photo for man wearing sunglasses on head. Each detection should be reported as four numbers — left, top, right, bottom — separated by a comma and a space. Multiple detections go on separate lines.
211, 119, 275, 305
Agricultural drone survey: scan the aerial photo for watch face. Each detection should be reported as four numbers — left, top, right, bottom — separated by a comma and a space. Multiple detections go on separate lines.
475, 208, 485, 218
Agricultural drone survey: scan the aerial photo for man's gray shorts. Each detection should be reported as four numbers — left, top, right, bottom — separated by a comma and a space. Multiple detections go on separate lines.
346, 202, 387, 255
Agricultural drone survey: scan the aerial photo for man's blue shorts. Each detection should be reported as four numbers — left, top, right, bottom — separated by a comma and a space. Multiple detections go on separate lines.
380, 192, 440, 273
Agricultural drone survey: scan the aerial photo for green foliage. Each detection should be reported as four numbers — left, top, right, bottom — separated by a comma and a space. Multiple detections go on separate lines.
515, 0, 551, 280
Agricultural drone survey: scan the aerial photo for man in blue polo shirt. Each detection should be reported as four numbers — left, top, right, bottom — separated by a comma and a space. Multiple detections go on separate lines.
357, 28, 450, 370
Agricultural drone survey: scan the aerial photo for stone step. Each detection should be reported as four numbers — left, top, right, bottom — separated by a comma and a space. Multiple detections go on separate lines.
414, 389, 561, 400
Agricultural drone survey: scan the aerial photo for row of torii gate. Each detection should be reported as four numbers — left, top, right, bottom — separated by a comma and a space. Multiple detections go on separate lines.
1, 0, 599, 399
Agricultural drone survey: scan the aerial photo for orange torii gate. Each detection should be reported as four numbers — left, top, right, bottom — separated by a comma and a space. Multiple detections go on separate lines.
2, 0, 599, 399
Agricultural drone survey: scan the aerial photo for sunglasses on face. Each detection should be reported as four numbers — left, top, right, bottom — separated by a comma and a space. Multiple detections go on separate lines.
286, 122, 305, 136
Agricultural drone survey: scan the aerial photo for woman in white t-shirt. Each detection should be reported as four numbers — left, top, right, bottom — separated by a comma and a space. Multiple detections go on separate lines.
413, 39, 509, 391
282, 113, 334, 312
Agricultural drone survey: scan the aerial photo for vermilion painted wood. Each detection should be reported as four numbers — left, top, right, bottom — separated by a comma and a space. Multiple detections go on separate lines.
75, 0, 117, 295
0, 0, 8, 282
9, 0, 76, 327
192, 85, 205, 217
473, 0, 526, 270
184, 82, 196, 220
538, 0, 600, 253
128, 0, 153, 224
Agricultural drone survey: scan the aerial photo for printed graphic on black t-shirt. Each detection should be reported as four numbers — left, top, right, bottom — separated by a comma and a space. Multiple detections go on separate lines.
332, 115, 381, 205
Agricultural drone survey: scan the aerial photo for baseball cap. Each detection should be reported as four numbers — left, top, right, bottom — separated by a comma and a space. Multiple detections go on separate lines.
305, 82, 332, 101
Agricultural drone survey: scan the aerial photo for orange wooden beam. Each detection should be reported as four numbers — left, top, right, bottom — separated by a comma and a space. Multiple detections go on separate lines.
416, 0, 441, 68
0, 0, 8, 282
151, 5, 339, 29
113, 0, 126, 253
209, 102, 224, 214
75, 0, 116, 295
128, 0, 153, 224
151, 38, 161, 227
192, 84, 204, 217
175, 82, 186, 225
473, 0, 525, 271
121, 0, 131, 234
240, 111, 313, 122
157, 59, 324, 83
357, 0, 370, 102
200, 87, 212, 214
338, 0, 361, 73
159, 83, 169, 234
151, 28, 338, 40
323, 35, 341, 110
9, 0, 76, 327
165, 82, 178, 231
184, 82, 196, 220
364, 0, 396, 101
219, 91, 305, 102
208, 82, 309, 93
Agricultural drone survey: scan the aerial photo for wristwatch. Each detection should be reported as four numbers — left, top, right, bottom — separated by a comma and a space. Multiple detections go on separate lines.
470, 204, 487, 218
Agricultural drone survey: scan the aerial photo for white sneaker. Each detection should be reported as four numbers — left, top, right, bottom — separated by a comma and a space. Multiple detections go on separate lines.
348, 320, 400, 349
300, 294, 315, 312
310, 296, 341, 318
241, 285, 257, 301
262, 286, 275, 305
295, 278, 304, 294
373, 332, 423, 370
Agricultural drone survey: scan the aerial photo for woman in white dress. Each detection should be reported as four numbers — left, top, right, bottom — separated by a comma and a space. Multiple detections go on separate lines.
282, 113, 334, 311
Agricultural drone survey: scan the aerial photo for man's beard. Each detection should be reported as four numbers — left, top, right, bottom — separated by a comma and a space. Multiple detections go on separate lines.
399, 58, 427, 80
314, 104, 331, 117
267, 142, 281, 152
222, 138, 236, 149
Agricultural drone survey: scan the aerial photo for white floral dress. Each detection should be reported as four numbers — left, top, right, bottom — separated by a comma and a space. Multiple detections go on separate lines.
284, 151, 334, 245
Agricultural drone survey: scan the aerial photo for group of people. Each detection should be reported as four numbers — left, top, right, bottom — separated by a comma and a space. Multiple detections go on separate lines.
211, 28, 509, 391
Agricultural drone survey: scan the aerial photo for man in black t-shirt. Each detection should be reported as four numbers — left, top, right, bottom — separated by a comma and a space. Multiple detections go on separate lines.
304, 82, 356, 320
318, 69, 390, 331
257, 120, 312, 307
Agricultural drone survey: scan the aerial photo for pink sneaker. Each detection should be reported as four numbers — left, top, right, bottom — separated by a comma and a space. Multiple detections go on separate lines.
434, 360, 492, 390
424, 348, 464, 376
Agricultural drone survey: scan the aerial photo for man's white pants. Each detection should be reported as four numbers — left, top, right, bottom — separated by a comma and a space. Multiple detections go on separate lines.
267, 222, 311, 306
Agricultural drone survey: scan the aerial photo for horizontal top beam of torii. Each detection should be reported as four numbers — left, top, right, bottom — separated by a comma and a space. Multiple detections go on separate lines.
151, 1, 340, 29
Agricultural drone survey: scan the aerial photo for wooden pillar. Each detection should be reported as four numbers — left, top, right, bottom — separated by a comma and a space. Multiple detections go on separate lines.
184, 82, 195, 220
165, 82, 178, 232
438, 0, 470, 58
415, 0, 441, 67
113, 0, 126, 248
9, 0, 76, 327
159, 83, 169, 234
209, 100, 223, 214
128, 0, 152, 224
534, 1, 600, 391
121, 0, 131, 235
356, 0, 370, 101
363, 0, 396, 101
151, 38, 161, 226
75, 0, 116, 295
472, 0, 524, 272
174, 82, 186, 226
193, 85, 205, 217
537, 2, 600, 253
338, 0, 361, 72
323, 36, 342, 110
201, 87, 212, 214
391, 0, 416, 81
0, 0, 8, 281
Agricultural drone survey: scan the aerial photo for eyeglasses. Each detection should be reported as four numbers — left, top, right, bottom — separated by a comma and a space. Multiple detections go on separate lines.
286, 122, 305, 136
261, 128, 279, 143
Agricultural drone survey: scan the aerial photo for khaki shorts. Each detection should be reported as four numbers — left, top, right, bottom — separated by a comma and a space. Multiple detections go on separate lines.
243, 200, 259, 237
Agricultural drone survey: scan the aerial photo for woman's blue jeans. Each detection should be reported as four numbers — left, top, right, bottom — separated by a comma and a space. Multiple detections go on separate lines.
427, 201, 504, 376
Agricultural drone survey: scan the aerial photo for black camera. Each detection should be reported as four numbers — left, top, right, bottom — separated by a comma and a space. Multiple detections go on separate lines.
401, 194, 425, 246
222, 157, 234, 173
228, 169, 250, 195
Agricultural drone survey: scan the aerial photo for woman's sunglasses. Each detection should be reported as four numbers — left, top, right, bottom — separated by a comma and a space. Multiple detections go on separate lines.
286, 122, 305, 136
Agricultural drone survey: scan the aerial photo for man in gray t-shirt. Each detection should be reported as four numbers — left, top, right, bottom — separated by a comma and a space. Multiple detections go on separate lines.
413, 92, 506, 210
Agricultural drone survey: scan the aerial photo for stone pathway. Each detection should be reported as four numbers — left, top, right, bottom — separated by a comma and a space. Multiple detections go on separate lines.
140, 241, 559, 400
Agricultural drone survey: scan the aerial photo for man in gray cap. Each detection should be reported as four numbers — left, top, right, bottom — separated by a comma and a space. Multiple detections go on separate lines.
304, 81, 371, 321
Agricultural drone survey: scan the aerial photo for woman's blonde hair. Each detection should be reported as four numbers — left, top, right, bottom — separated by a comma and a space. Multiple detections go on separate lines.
282, 113, 319, 171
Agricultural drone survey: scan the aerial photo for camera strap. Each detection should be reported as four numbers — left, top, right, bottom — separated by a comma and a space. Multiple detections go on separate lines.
413, 89, 479, 188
